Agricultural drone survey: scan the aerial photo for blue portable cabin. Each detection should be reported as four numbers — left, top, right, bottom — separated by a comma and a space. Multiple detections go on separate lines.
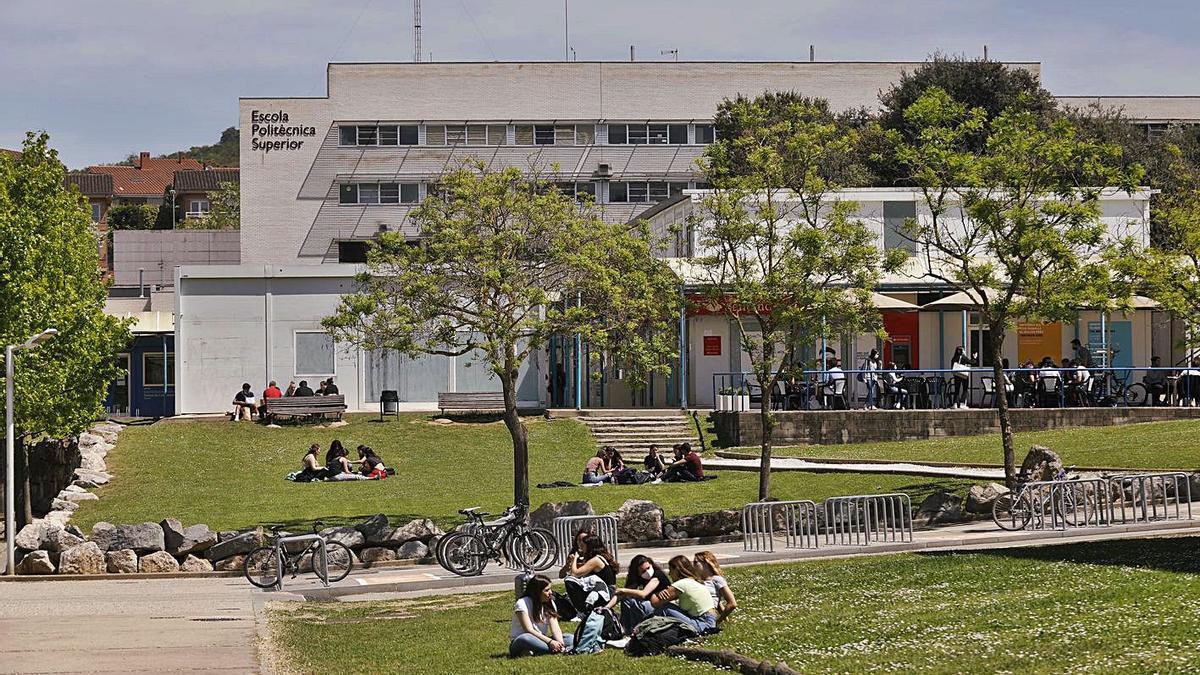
106, 312, 175, 418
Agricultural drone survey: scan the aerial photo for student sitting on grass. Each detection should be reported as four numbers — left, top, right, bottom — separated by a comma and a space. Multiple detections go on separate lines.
563, 534, 619, 617
693, 550, 737, 624
582, 449, 612, 484
355, 445, 388, 479
608, 554, 670, 633
643, 445, 667, 477
231, 383, 257, 421
650, 555, 719, 634
663, 443, 703, 483
325, 441, 367, 481
297, 443, 330, 481
509, 574, 573, 658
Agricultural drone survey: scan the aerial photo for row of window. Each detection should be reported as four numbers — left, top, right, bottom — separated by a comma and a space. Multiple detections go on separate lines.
338, 180, 708, 206
340, 182, 421, 205
339, 123, 716, 147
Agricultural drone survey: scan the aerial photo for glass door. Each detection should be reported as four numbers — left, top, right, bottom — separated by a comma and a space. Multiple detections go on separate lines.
109, 353, 130, 415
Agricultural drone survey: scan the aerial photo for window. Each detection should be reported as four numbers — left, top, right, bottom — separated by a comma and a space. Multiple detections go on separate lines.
609, 182, 628, 203
357, 183, 379, 205
341, 124, 419, 146
554, 182, 596, 202
91, 203, 102, 222
143, 352, 175, 387
187, 199, 210, 216
295, 331, 336, 376
400, 183, 419, 203
378, 125, 398, 145
608, 123, 692, 145
339, 126, 357, 145
514, 125, 534, 145
608, 181, 681, 203
436, 124, 490, 145
608, 124, 627, 144
668, 124, 687, 144
883, 201, 917, 253
341, 183, 420, 205
379, 183, 399, 204
425, 125, 446, 146
487, 125, 507, 145
339, 184, 358, 204
576, 125, 595, 145
356, 126, 378, 145
534, 125, 556, 145
694, 124, 715, 144
647, 124, 669, 144
399, 125, 419, 145
337, 241, 369, 263
627, 125, 649, 144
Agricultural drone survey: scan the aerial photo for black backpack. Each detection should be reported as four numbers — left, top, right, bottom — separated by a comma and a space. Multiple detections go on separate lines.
625, 616, 699, 657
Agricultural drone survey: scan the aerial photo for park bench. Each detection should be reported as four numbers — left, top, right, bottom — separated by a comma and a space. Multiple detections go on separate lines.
262, 395, 347, 423
436, 392, 543, 415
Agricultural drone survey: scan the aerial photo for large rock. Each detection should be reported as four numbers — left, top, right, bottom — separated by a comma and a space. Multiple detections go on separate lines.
91, 423, 121, 443
60, 491, 99, 503
614, 499, 664, 542
139, 551, 181, 573
915, 491, 964, 526
161, 519, 217, 556
319, 526, 366, 550
180, 555, 214, 573
114, 523, 166, 553
384, 518, 444, 546
356, 514, 392, 544
205, 528, 263, 561
58, 542, 105, 575
72, 468, 112, 489
79, 453, 108, 472
106, 549, 138, 573
396, 541, 429, 560
1021, 445, 1064, 482
359, 547, 398, 564
530, 501, 594, 532
16, 550, 55, 575
14, 523, 49, 550
214, 554, 246, 572
44, 527, 85, 553
50, 498, 80, 512
89, 522, 118, 551
77, 431, 109, 449
966, 483, 1010, 514
664, 509, 741, 539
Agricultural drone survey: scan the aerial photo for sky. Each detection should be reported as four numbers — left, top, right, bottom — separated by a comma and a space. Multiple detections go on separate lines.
2, 0, 1198, 168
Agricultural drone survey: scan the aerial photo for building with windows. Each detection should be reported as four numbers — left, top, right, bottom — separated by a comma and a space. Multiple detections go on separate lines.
173, 167, 238, 221
173, 61, 1199, 414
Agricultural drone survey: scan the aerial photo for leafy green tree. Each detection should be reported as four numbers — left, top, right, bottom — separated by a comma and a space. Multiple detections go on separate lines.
324, 162, 679, 505
200, 180, 240, 230
697, 94, 906, 500
154, 187, 179, 229
106, 203, 158, 230
891, 88, 1143, 484
1, 133, 131, 524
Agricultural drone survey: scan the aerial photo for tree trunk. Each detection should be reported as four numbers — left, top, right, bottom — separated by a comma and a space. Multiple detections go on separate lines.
758, 388, 773, 501
989, 328, 1016, 486
18, 437, 32, 528
499, 352, 530, 507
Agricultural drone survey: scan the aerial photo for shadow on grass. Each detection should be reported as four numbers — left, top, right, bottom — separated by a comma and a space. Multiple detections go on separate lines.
256, 513, 446, 532
920, 535, 1200, 574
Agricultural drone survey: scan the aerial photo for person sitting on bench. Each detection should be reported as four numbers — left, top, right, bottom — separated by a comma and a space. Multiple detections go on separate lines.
323, 377, 339, 395
663, 443, 703, 482
231, 383, 257, 421
292, 380, 315, 397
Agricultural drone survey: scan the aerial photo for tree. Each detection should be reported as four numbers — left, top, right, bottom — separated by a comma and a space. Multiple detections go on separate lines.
696, 94, 906, 500
106, 203, 158, 230
203, 180, 240, 230
323, 162, 679, 506
154, 187, 179, 229
1, 133, 130, 524
891, 88, 1143, 484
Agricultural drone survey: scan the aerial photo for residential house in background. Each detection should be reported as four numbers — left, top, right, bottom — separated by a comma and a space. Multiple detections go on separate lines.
88, 151, 203, 206
64, 171, 115, 272
172, 167, 239, 221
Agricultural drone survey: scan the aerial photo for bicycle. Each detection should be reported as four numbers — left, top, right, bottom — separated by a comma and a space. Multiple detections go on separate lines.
243, 521, 353, 589
436, 504, 558, 577
992, 466, 1093, 531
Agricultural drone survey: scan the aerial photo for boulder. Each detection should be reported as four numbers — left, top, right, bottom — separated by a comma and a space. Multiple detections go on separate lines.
44, 527, 85, 553
161, 519, 217, 556
530, 501, 594, 532
106, 549, 138, 573
356, 514, 392, 544
966, 483, 1010, 514
62, 484, 88, 494
114, 523, 166, 554
213, 554, 246, 572
915, 491, 964, 526
359, 547, 398, 564
51, 498, 80, 512
384, 518, 444, 546
91, 423, 121, 443
205, 528, 262, 561
80, 454, 107, 472
15, 550, 55, 575
1021, 445, 1064, 482
88, 522, 118, 551
65, 524, 85, 538
614, 499, 665, 542
320, 526, 366, 550
44, 511, 73, 527
58, 542, 105, 575
72, 468, 112, 488
180, 555, 214, 573
396, 541, 429, 560
663, 523, 689, 540
664, 509, 741, 539
139, 551, 181, 573
14, 523, 49, 550
60, 491, 99, 503
218, 530, 238, 543
77, 431, 108, 449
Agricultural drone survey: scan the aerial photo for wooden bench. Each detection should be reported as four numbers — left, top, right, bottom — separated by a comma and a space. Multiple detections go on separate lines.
262, 395, 347, 423
437, 392, 507, 415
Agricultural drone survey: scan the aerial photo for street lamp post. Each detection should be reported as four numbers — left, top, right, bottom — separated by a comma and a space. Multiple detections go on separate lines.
5, 328, 57, 575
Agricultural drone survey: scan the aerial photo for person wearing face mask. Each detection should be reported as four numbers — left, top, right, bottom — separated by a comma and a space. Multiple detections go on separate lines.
606, 554, 670, 633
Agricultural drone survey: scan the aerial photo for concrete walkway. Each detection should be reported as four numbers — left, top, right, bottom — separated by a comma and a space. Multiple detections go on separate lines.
705, 456, 1007, 480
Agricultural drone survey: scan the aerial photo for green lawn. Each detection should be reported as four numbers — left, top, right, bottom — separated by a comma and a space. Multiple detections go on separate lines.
759, 419, 1200, 470
72, 414, 968, 532
269, 536, 1200, 674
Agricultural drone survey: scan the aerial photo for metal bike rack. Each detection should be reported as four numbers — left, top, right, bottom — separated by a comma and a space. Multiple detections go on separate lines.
1107, 472, 1192, 525
742, 500, 820, 552
274, 533, 329, 591
823, 493, 913, 546
552, 515, 619, 565
1020, 473, 1193, 531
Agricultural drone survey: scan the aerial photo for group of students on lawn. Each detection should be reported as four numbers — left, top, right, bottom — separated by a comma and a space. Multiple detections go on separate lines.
231, 378, 340, 421
291, 439, 389, 482
581, 443, 704, 485
510, 530, 736, 657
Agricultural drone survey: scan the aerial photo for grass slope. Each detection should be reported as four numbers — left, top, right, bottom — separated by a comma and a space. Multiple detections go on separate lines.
269, 537, 1200, 674
72, 414, 968, 531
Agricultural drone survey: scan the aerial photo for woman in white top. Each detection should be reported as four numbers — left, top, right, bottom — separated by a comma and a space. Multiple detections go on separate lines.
693, 550, 738, 623
862, 349, 882, 410
509, 574, 572, 658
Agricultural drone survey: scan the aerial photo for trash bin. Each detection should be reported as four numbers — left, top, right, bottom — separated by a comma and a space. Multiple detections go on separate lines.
380, 390, 400, 420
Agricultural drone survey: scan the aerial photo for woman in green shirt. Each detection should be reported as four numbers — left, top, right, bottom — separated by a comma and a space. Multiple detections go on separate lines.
649, 555, 718, 634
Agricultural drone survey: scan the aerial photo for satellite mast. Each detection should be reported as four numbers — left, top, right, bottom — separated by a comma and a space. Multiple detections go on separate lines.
413, 0, 423, 63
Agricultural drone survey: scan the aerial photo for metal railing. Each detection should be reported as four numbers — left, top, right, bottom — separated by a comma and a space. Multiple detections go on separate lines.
552, 515, 620, 565
1018, 472, 1193, 531
1107, 472, 1192, 525
742, 500, 820, 552
823, 493, 913, 546
274, 532, 329, 591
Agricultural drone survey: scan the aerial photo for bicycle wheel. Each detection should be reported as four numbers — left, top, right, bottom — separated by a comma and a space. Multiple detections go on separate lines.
439, 532, 489, 577
526, 528, 560, 571
315, 542, 353, 583
1123, 383, 1147, 406
243, 546, 281, 589
992, 491, 1033, 531
507, 529, 559, 571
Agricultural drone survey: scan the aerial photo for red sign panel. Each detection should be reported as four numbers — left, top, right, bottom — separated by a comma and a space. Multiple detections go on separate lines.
703, 335, 722, 356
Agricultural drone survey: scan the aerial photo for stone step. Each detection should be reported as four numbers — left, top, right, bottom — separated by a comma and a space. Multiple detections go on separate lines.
579, 420, 694, 427
585, 426, 694, 434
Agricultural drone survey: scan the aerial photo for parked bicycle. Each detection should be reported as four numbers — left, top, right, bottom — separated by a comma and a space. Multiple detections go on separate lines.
435, 504, 558, 577
243, 521, 353, 589
992, 466, 1099, 531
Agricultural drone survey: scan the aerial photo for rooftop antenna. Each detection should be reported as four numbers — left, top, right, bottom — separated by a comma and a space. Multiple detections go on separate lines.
809, 45, 815, 62
983, 44, 989, 60
660, 49, 678, 61
413, 0, 423, 63
630, 45, 635, 62
564, 1, 569, 61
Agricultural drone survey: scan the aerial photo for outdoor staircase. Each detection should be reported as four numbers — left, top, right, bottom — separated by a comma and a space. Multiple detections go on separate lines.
573, 410, 702, 454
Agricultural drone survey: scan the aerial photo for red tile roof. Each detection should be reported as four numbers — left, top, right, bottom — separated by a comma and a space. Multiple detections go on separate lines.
87, 151, 204, 198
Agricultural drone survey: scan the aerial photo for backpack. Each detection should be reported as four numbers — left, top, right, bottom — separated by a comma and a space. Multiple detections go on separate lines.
624, 616, 699, 657
633, 471, 655, 485
594, 606, 624, 641
572, 610, 606, 654
614, 467, 638, 485
551, 591, 575, 621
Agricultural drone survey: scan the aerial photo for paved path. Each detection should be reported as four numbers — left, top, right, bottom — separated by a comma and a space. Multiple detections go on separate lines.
706, 456, 1007, 480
